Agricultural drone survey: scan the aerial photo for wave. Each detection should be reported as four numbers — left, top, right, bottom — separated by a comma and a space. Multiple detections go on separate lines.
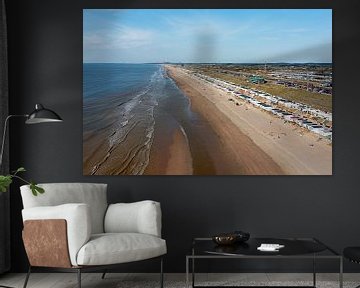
90, 66, 163, 175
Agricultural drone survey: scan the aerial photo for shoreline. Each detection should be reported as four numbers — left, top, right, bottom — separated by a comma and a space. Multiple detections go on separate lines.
165, 65, 332, 175
166, 126, 193, 175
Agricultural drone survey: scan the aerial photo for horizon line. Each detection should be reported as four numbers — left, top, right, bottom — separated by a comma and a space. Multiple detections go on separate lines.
83, 62, 333, 65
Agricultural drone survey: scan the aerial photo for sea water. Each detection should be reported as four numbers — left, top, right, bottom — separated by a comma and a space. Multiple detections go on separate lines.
83, 63, 194, 175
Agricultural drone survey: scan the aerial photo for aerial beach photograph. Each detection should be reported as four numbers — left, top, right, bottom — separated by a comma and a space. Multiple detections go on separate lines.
83, 9, 332, 175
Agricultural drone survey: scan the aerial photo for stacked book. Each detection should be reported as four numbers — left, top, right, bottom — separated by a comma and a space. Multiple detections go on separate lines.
257, 243, 285, 252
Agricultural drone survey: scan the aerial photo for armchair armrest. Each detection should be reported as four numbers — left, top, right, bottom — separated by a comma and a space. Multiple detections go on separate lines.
22, 203, 91, 266
104, 200, 162, 237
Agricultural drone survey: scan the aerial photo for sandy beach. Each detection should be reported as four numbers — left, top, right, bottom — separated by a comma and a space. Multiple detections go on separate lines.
165, 65, 332, 175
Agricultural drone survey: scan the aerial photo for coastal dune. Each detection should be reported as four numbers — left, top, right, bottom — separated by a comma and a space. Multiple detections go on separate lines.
165, 65, 332, 175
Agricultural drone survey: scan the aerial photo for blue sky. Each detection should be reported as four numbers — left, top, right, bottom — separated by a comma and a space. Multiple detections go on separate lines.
83, 9, 332, 63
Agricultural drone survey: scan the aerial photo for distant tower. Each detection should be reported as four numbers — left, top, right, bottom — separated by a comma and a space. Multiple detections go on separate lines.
264, 62, 267, 73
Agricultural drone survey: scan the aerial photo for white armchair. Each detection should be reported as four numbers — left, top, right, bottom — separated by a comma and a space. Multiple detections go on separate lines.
20, 183, 166, 288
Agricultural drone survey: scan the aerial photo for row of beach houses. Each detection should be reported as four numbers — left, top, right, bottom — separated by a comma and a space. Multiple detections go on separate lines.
191, 71, 333, 141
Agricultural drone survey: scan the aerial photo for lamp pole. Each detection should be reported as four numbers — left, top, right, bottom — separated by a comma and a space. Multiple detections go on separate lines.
0, 114, 28, 168
0, 115, 28, 288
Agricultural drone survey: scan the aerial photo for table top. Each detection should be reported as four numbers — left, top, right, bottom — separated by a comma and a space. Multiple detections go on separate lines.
190, 237, 340, 258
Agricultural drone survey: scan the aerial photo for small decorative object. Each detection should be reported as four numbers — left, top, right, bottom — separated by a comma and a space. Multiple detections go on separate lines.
212, 230, 250, 245
0, 167, 44, 196
212, 233, 238, 245
257, 243, 284, 252
233, 230, 250, 242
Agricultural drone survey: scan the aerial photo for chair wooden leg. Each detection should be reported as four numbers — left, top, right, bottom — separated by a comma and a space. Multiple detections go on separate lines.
77, 269, 81, 288
23, 266, 31, 288
101, 270, 107, 279
160, 257, 164, 288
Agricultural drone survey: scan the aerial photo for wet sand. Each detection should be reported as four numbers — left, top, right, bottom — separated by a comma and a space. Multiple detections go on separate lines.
144, 109, 193, 175
165, 65, 332, 175
83, 130, 109, 175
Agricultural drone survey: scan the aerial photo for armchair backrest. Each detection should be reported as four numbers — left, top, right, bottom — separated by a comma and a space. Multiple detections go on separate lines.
20, 183, 108, 234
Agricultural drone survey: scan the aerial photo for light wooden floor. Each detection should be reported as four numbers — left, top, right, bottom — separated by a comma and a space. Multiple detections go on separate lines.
1, 273, 359, 288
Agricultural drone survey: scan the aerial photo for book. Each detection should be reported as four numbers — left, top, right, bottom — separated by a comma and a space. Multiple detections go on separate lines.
257, 243, 285, 252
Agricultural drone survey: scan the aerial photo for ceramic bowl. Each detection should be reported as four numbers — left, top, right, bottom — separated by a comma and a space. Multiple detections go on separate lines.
212, 234, 238, 245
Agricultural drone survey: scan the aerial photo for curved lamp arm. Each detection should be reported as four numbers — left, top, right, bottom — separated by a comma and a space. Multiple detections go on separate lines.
0, 104, 63, 169
0, 114, 28, 168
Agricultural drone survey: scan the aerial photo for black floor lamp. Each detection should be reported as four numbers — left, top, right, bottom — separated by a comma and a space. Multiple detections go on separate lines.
0, 103, 63, 167
0, 103, 62, 288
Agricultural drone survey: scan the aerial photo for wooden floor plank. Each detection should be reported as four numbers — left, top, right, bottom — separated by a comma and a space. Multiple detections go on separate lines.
1, 273, 359, 288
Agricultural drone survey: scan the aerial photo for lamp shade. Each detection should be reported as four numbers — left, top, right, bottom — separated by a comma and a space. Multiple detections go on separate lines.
25, 104, 63, 124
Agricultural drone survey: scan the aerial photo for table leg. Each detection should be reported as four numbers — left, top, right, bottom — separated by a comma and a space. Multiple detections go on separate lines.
192, 257, 195, 288
186, 257, 189, 288
339, 257, 343, 288
313, 254, 316, 287
192, 247, 195, 288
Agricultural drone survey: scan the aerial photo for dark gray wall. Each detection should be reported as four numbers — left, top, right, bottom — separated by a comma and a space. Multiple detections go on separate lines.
5, 0, 360, 273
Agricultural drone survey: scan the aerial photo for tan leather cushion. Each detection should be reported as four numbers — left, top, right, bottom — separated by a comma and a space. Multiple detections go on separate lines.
22, 204, 91, 266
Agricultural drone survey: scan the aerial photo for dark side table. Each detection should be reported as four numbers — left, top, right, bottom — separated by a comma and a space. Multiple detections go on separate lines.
186, 237, 343, 288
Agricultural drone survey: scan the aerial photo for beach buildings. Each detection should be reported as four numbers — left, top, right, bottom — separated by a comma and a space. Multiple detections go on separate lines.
190, 69, 332, 142
249, 75, 266, 84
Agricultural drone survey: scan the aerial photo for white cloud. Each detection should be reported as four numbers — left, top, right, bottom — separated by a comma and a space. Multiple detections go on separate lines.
163, 14, 253, 38
84, 25, 154, 50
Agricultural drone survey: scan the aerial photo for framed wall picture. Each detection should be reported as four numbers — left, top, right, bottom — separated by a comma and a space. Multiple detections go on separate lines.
83, 9, 332, 175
